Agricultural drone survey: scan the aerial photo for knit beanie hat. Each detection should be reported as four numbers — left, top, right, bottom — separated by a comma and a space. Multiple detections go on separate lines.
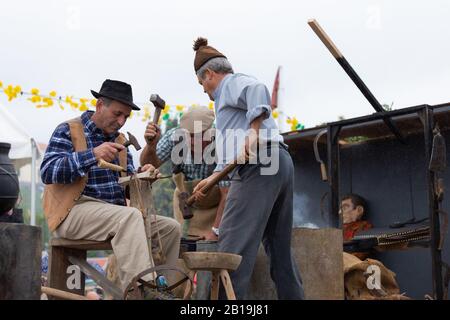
193, 37, 226, 72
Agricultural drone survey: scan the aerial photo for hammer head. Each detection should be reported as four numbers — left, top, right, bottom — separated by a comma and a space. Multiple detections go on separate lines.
150, 94, 166, 110
125, 131, 142, 151
178, 192, 193, 220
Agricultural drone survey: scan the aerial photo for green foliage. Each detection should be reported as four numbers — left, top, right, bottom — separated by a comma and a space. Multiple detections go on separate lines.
151, 161, 176, 218
18, 183, 50, 250
152, 118, 179, 218
382, 102, 394, 111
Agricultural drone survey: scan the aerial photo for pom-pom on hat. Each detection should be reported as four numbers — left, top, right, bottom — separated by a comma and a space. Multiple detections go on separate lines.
193, 37, 226, 72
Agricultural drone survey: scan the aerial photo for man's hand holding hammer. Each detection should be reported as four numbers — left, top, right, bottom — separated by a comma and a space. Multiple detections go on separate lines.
93, 142, 125, 162
140, 94, 166, 168
144, 122, 161, 146
192, 114, 264, 202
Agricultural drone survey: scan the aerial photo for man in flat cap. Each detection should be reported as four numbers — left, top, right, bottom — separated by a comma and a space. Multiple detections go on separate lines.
191, 38, 304, 299
140, 105, 230, 241
40, 79, 181, 299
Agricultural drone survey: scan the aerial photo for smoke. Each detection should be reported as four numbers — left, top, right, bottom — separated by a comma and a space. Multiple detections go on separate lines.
292, 192, 327, 229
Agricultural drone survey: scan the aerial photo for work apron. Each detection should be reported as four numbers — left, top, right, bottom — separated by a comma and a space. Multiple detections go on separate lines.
172, 172, 220, 238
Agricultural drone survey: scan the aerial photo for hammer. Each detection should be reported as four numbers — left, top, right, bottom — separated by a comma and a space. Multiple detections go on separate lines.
180, 163, 238, 219
123, 131, 142, 151
97, 131, 142, 172
145, 94, 166, 144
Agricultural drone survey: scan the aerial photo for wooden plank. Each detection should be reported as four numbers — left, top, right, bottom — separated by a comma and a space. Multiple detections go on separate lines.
41, 286, 88, 300
118, 170, 157, 185
50, 238, 112, 250
48, 246, 86, 299
292, 228, 344, 299
248, 228, 344, 300
308, 19, 343, 58
0, 223, 42, 300
210, 272, 219, 300
219, 269, 236, 300
68, 256, 123, 300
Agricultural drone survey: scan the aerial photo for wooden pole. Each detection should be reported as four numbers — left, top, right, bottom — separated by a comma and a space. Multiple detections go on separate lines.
308, 19, 406, 144
41, 286, 89, 300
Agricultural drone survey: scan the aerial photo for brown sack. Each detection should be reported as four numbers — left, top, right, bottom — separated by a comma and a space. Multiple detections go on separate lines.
343, 252, 409, 300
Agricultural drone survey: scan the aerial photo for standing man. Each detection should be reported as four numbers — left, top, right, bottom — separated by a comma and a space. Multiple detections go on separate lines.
140, 105, 229, 241
40, 79, 181, 298
191, 38, 304, 299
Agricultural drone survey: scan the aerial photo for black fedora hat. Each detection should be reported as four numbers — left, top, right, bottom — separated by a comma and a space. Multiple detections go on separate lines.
91, 79, 140, 111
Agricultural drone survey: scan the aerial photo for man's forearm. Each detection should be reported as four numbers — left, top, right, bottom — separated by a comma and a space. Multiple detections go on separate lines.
140, 144, 162, 168
41, 150, 96, 184
250, 113, 265, 132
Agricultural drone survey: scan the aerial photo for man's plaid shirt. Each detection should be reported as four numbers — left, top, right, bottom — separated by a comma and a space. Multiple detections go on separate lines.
156, 127, 230, 188
40, 111, 134, 205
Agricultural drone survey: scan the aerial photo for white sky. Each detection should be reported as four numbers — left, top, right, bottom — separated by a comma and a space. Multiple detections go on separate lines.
1, 0, 450, 152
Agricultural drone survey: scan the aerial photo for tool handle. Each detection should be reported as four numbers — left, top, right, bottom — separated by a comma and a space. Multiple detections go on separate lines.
152, 108, 162, 125
320, 163, 328, 182
145, 108, 162, 144
98, 158, 126, 172
308, 19, 343, 59
186, 162, 238, 206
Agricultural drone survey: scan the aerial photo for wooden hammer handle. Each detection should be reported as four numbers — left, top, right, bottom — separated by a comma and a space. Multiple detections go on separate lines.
144, 108, 163, 145
308, 19, 343, 59
98, 158, 126, 172
41, 286, 89, 300
186, 162, 238, 206
153, 108, 162, 124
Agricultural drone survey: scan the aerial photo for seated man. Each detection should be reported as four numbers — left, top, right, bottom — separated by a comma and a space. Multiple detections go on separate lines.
40, 79, 181, 299
140, 105, 229, 241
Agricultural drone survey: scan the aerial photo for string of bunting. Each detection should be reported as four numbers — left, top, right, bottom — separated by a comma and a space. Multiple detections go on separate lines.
0, 80, 305, 131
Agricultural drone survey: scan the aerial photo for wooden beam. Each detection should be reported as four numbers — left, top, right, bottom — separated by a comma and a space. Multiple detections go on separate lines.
308, 19, 343, 58
68, 256, 123, 300
50, 238, 112, 251
41, 286, 88, 300
118, 171, 158, 185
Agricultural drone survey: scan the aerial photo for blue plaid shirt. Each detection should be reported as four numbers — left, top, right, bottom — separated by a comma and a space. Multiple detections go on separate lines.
40, 111, 134, 205
157, 127, 230, 188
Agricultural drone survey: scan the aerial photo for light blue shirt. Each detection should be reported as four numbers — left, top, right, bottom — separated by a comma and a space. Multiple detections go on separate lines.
213, 73, 284, 172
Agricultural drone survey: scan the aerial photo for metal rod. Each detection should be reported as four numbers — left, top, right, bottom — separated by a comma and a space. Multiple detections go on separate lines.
422, 107, 444, 299
329, 104, 430, 128
283, 102, 450, 144
31, 138, 36, 226
327, 124, 341, 228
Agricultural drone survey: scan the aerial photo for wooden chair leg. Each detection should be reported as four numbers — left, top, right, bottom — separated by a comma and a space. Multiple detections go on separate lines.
219, 269, 236, 300
183, 271, 196, 300
210, 271, 220, 300
48, 247, 86, 299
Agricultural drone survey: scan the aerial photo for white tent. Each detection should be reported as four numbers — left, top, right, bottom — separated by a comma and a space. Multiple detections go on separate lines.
0, 104, 41, 225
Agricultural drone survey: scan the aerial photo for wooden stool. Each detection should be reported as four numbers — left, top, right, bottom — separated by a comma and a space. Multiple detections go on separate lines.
182, 252, 242, 300
48, 238, 122, 299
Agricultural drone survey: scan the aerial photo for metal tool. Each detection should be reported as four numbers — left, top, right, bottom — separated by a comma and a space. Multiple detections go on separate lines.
145, 94, 166, 144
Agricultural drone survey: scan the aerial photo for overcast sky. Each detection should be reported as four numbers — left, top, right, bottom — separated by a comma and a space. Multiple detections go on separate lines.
1, 0, 450, 153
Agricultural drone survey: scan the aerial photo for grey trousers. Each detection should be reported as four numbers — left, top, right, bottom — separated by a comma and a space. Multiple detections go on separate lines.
218, 146, 304, 300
